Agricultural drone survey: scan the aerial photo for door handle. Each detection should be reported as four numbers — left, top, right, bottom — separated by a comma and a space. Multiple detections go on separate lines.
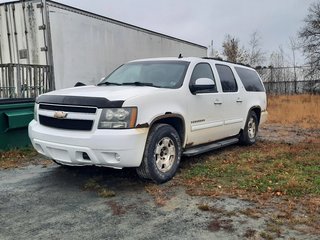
214, 100, 223, 105
236, 98, 243, 103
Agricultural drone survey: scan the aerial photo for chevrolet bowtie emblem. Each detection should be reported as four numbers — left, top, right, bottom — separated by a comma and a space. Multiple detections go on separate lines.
53, 111, 68, 119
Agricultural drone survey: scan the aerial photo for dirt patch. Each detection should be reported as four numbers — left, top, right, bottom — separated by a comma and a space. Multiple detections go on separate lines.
208, 218, 234, 232
107, 200, 127, 216
258, 123, 320, 144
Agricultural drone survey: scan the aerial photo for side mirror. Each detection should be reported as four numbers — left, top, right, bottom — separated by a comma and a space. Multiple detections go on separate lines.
74, 82, 86, 87
190, 78, 215, 94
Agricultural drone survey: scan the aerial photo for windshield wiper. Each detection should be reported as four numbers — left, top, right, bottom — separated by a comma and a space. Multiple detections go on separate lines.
97, 81, 122, 86
98, 81, 161, 88
121, 82, 158, 87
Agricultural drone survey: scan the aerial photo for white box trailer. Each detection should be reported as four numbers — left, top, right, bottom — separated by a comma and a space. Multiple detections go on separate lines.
0, 0, 207, 98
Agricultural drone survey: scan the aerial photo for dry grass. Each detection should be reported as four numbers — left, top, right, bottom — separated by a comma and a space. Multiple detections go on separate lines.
0, 148, 51, 169
267, 94, 320, 129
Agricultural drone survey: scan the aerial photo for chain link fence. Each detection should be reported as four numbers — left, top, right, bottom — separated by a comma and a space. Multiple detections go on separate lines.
256, 66, 320, 94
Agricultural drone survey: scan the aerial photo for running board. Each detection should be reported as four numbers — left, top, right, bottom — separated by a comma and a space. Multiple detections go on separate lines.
183, 138, 239, 157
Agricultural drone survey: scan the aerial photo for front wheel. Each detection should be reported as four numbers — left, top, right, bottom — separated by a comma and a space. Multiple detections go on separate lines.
136, 124, 182, 184
239, 111, 259, 145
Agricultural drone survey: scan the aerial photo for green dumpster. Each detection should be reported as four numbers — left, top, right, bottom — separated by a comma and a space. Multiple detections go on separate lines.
0, 98, 34, 150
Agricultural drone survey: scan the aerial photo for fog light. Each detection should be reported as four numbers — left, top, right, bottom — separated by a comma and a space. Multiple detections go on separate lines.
82, 152, 91, 160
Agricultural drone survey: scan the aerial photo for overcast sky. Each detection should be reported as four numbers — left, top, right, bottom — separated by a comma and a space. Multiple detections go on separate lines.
1, 0, 314, 65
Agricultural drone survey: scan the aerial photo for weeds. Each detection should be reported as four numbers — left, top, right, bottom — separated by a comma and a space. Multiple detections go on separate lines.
83, 178, 115, 198
198, 204, 210, 211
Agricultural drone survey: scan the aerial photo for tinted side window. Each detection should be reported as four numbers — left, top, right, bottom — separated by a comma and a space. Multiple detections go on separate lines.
216, 64, 238, 92
190, 63, 217, 92
235, 67, 265, 92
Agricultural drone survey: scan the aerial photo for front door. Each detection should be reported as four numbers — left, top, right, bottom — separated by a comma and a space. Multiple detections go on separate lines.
186, 63, 226, 146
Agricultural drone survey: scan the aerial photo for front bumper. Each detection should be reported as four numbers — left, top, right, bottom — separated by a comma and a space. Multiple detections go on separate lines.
28, 120, 148, 168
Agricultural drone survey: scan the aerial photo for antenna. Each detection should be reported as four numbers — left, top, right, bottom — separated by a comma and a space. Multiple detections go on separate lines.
178, 53, 183, 58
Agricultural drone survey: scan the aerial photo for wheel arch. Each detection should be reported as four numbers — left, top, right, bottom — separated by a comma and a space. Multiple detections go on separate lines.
149, 113, 186, 147
249, 106, 262, 124
239, 106, 261, 136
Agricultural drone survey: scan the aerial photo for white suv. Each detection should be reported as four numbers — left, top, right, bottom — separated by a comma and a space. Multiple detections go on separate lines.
29, 57, 268, 183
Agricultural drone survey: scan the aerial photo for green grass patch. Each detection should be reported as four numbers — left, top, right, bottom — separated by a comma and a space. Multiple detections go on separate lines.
181, 142, 320, 197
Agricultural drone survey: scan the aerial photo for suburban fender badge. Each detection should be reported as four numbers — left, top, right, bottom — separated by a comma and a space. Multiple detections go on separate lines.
53, 111, 68, 119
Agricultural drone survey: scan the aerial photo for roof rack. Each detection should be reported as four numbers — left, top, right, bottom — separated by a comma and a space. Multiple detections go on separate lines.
202, 57, 252, 68
202, 57, 223, 61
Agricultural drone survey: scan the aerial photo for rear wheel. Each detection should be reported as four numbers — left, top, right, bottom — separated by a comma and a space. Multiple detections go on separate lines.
136, 124, 182, 183
239, 111, 259, 145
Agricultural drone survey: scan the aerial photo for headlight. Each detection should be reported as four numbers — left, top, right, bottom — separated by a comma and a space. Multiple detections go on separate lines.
34, 103, 38, 121
98, 107, 137, 129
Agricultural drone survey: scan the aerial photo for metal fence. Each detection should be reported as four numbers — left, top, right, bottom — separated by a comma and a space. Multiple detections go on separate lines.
256, 66, 320, 95
0, 64, 52, 98
263, 80, 320, 95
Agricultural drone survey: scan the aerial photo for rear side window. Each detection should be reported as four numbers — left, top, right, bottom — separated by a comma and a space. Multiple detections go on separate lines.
235, 67, 265, 92
216, 64, 238, 92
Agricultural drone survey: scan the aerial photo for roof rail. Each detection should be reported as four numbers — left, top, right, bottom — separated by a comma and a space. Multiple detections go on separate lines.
202, 57, 252, 68
202, 57, 223, 61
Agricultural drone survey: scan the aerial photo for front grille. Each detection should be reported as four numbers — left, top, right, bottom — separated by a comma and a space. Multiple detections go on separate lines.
39, 104, 96, 113
39, 115, 93, 131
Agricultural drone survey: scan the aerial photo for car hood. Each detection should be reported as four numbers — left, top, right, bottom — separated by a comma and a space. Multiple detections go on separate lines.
42, 85, 170, 101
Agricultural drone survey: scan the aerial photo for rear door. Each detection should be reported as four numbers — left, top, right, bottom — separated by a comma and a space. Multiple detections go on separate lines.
215, 64, 246, 136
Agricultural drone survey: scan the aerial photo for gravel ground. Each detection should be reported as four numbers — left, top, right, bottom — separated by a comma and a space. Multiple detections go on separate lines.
0, 124, 319, 240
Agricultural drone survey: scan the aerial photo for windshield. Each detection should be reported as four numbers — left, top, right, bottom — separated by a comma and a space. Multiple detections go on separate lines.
98, 61, 190, 88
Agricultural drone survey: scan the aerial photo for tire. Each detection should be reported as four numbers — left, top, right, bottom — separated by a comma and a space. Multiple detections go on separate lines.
136, 124, 182, 184
239, 111, 259, 145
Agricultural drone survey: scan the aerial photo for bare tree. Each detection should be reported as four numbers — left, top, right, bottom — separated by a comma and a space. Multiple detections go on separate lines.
248, 31, 265, 67
269, 46, 295, 83
299, 2, 320, 73
269, 46, 287, 68
289, 37, 299, 92
222, 35, 248, 63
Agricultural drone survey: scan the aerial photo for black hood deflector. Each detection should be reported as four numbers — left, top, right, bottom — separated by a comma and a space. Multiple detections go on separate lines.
36, 95, 124, 108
